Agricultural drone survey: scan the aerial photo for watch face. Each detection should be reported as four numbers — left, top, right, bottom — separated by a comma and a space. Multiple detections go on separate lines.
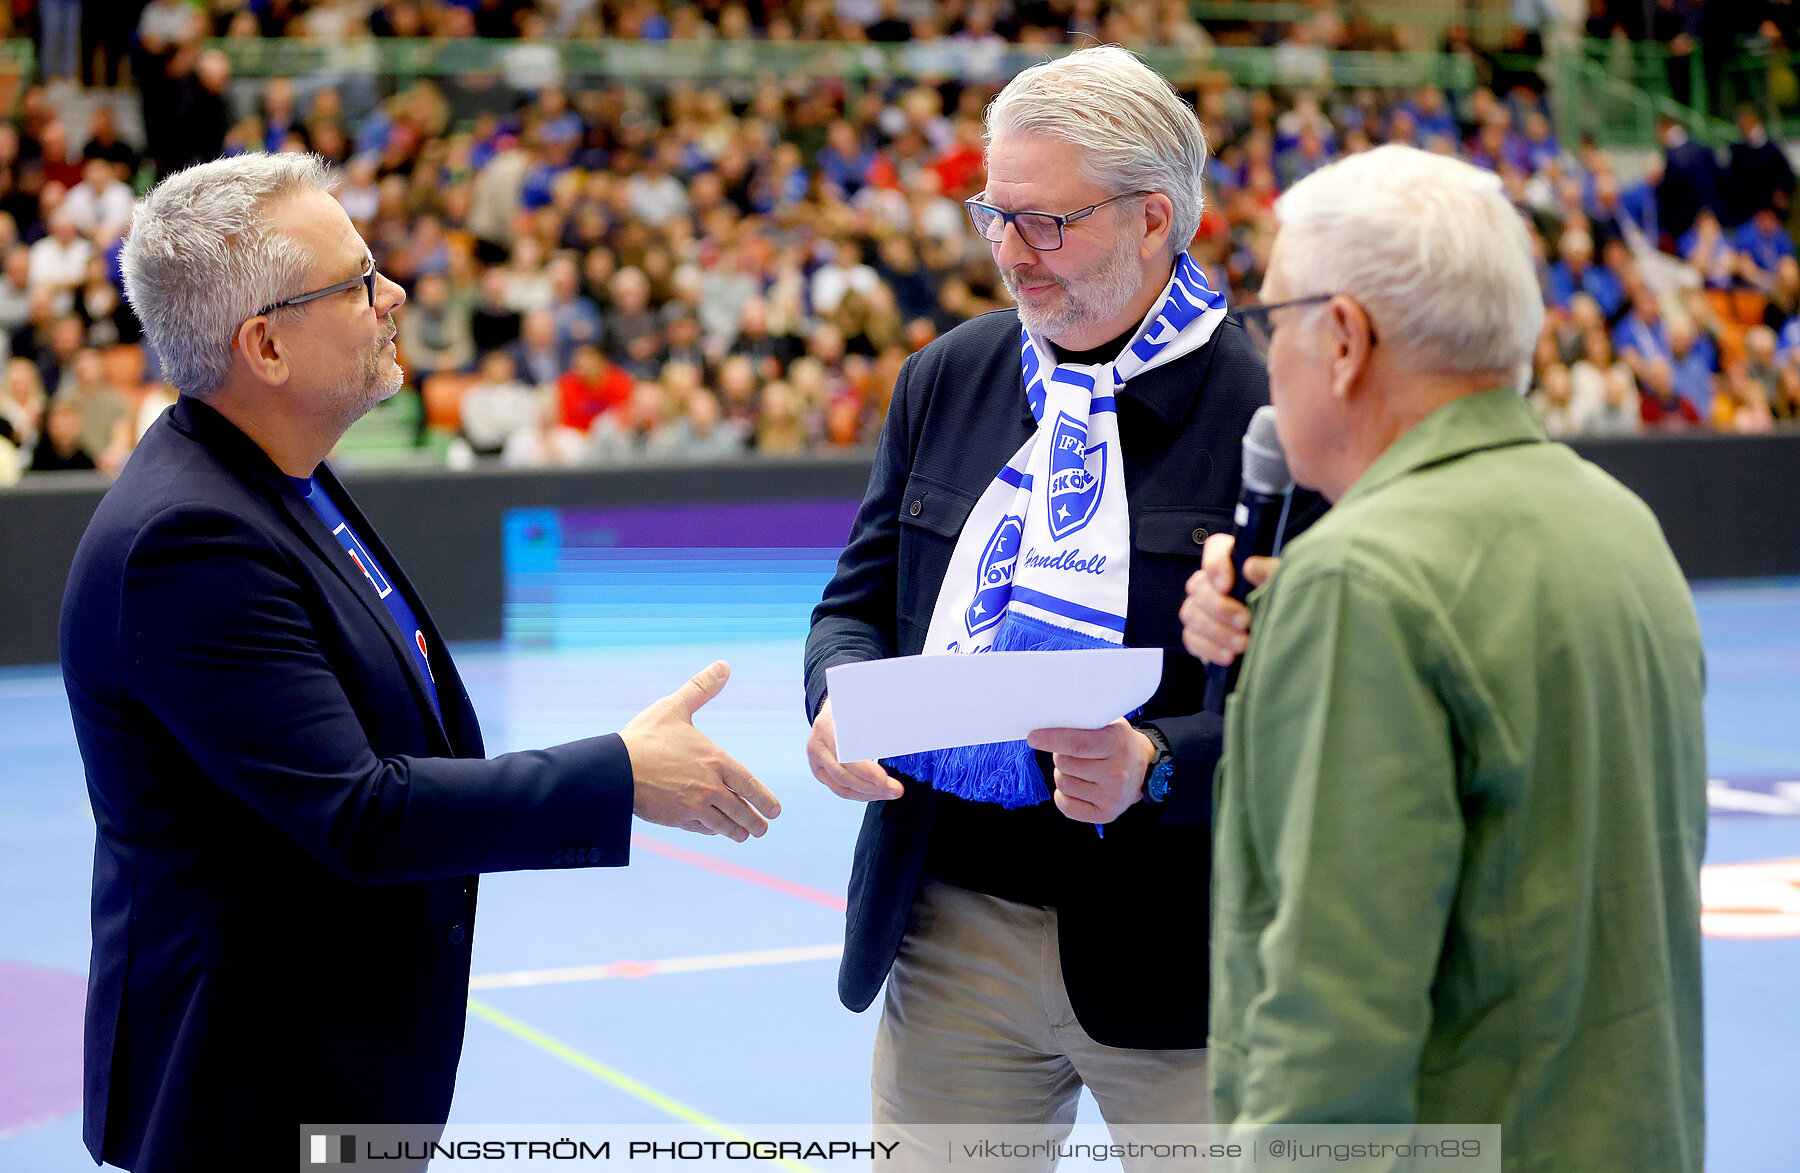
1148, 758, 1174, 803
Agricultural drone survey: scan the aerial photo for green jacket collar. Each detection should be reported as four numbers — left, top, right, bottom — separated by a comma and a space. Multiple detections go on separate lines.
1335, 387, 1546, 510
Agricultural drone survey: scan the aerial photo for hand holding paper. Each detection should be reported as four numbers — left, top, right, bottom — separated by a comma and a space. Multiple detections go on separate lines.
1027, 719, 1159, 825
807, 695, 904, 802
825, 648, 1163, 764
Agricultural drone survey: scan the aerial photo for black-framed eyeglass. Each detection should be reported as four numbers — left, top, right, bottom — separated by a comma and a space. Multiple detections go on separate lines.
1235, 293, 1379, 360
964, 191, 1153, 251
255, 252, 377, 319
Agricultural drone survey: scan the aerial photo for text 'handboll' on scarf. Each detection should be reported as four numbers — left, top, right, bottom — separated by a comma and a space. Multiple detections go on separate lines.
886, 254, 1226, 807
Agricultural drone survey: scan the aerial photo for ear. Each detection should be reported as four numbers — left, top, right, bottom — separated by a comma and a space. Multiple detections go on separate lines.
233, 316, 291, 387
1324, 296, 1376, 401
1138, 193, 1175, 261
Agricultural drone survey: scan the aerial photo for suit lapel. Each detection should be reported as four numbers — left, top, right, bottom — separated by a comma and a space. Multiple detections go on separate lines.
315, 465, 484, 756
278, 472, 457, 751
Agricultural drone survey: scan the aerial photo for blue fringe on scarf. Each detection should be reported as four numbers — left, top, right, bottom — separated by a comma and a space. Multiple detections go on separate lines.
883, 611, 1116, 808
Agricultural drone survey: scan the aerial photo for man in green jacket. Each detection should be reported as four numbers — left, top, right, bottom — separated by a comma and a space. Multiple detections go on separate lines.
1182, 145, 1706, 1171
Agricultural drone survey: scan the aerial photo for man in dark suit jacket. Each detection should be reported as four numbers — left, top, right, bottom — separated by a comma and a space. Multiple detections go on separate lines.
61, 153, 778, 1173
1655, 116, 1725, 245
802, 48, 1317, 1156
1725, 106, 1796, 225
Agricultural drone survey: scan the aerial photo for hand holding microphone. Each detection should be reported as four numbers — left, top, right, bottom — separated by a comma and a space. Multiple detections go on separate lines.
1189, 406, 1292, 709
1180, 534, 1278, 666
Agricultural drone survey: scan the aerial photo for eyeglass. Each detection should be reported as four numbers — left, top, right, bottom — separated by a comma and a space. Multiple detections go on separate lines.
1235, 293, 1379, 360
964, 191, 1153, 251
255, 251, 378, 319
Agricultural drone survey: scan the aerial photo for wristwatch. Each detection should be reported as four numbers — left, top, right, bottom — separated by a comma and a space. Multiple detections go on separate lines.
1139, 724, 1174, 804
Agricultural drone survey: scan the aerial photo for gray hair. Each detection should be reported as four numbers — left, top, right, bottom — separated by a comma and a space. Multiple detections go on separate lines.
121, 153, 336, 400
984, 46, 1208, 260
1273, 144, 1543, 377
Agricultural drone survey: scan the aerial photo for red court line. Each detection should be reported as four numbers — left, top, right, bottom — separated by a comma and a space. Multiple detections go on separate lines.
630, 834, 848, 913
0, 960, 85, 1139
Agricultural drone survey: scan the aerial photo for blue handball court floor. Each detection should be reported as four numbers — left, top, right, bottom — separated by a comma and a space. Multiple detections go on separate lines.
1, 499, 1797, 1171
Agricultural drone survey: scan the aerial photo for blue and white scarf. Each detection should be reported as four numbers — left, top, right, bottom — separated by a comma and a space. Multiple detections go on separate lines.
886, 255, 1227, 806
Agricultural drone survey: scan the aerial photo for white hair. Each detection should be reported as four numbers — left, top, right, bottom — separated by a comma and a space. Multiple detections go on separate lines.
121, 154, 336, 399
985, 46, 1208, 260
1273, 144, 1543, 377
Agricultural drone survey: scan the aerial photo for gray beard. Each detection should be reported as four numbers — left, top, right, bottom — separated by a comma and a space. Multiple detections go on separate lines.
323, 351, 404, 436
1005, 230, 1145, 343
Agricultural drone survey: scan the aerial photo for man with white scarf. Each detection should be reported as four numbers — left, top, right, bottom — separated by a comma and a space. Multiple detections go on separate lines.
804, 47, 1316, 1156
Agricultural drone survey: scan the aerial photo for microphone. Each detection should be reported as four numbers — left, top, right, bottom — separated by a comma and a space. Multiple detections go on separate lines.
1204, 405, 1292, 713
1227, 405, 1293, 603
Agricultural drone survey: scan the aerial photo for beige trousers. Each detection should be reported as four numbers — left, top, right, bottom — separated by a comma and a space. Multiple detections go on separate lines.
871, 879, 1208, 1171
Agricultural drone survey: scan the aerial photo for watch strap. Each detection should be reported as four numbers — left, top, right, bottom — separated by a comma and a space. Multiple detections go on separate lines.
1139, 724, 1174, 803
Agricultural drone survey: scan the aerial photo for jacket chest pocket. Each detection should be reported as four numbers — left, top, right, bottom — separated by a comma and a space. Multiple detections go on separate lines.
1130, 507, 1234, 652
898, 473, 979, 538
1133, 506, 1233, 559
895, 473, 979, 646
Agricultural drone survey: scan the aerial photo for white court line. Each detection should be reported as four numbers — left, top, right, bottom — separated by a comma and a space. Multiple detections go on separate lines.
1708, 781, 1800, 816
469, 943, 843, 990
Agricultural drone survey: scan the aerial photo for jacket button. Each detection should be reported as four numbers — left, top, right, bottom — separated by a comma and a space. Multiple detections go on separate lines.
1191, 527, 1208, 546
550, 848, 565, 865
909, 499, 923, 517
586, 847, 602, 864
447, 924, 466, 946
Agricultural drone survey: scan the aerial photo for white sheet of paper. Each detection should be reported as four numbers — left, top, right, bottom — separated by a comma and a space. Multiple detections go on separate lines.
827, 648, 1164, 764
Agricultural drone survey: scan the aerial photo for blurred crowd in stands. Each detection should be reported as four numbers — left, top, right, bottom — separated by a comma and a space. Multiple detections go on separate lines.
2, 0, 1800, 484
1576, 1, 1800, 114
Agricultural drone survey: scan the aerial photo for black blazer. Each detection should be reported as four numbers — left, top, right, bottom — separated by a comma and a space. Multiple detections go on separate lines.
1725, 136, 1797, 224
60, 398, 635, 1172
1657, 138, 1724, 241
805, 308, 1314, 1049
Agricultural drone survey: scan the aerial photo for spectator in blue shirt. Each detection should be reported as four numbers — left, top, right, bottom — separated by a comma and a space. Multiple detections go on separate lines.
1405, 85, 1458, 143
1617, 163, 1661, 245
1733, 207, 1796, 288
546, 254, 604, 361
1680, 209, 1740, 291
259, 78, 302, 155
519, 148, 573, 212
1521, 110, 1560, 173
1277, 123, 1335, 188
533, 90, 586, 149
750, 142, 810, 215
1614, 284, 1674, 374
817, 120, 877, 201
1548, 229, 1623, 318
1667, 315, 1717, 419
1591, 170, 1655, 250
1775, 313, 1800, 367
1465, 116, 1531, 174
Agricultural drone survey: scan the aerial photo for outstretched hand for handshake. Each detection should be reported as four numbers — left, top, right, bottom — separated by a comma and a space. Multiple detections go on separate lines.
620, 661, 781, 842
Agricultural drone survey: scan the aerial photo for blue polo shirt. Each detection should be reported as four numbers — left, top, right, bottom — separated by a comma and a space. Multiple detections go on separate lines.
289, 475, 441, 719
1733, 220, 1795, 275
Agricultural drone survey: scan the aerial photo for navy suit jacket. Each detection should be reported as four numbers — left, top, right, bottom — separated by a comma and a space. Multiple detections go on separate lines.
61, 398, 635, 1172
1657, 138, 1724, 242
804, 308, 1318, 1049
